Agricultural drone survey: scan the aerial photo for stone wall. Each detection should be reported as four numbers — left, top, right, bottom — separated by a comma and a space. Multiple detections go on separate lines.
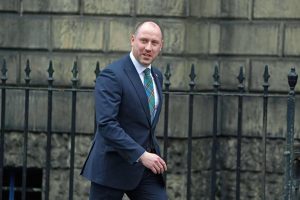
1, 0, 300, 199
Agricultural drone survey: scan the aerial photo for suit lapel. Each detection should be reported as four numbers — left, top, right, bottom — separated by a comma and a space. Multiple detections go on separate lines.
152, 68, 163, 126
123, 56, 152, 124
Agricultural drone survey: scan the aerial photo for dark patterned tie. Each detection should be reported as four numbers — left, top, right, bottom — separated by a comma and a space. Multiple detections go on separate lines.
143, 68, 155, 122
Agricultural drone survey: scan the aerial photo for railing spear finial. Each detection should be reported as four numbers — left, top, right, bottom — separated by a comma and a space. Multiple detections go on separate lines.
288, 67, 298, 93
237, 66, 245, 92
24, 59, 31, 85
71, 61, 78, 88
1, 59, 7, 83
164, 63, 171, 90
94, 61, 101, 81
189, 64, 196, 91
213, 64, 220, 90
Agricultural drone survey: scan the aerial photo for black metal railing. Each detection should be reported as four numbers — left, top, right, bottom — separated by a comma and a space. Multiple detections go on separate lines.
0, 58, 298, 200
45, 60, 54, 200
0, 59, 7, 200
210, 65, 220, 200
262, 65, 270, 200
284, 67, 298, 200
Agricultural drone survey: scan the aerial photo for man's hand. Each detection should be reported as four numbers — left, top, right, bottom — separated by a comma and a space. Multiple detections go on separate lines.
139, 151, 167, 174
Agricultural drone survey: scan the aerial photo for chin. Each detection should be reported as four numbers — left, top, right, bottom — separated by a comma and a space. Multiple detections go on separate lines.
140, 60, 150, 66
142, 62, 151, 66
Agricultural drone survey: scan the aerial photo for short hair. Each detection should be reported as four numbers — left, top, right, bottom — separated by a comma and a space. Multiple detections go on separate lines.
133, 20, 164, 39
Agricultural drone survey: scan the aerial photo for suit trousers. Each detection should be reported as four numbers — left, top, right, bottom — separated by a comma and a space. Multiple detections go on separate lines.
89, 169, 167, 200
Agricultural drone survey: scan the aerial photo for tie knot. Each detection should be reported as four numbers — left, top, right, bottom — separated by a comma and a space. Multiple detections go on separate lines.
144, 68, 151, 76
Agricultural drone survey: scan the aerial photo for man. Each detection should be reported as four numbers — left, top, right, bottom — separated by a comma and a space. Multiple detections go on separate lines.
81, 21, 168, 200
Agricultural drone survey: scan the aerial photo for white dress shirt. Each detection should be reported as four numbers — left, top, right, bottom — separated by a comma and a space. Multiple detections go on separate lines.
129, 52, 159, 117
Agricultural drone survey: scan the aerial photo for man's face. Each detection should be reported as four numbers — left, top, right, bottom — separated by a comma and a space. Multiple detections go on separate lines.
131, 22, 163, 66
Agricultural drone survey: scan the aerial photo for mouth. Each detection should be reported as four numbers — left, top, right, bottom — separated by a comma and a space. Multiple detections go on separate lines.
142, 53, 152, 59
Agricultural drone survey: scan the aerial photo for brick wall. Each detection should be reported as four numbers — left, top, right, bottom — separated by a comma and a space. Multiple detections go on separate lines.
1, 1, 300, 200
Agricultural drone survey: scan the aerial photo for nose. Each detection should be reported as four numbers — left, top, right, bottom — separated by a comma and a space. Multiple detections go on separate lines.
145, 42, 152, 51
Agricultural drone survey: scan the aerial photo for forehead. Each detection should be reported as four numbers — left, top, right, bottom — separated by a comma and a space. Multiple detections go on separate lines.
135, 22, 163, 40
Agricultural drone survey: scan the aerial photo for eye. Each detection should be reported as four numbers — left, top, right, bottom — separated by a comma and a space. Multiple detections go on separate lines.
152, 41, 159, 46
140, 38, 148, 43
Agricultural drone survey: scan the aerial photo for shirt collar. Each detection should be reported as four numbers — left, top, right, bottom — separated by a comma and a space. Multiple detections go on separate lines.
130, 52, 151, 75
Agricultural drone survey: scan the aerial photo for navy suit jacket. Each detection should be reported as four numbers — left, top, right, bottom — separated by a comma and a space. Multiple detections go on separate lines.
81, 54, 163, 190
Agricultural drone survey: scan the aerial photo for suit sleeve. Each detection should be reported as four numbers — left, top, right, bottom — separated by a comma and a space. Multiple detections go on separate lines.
95, 68, 145, 164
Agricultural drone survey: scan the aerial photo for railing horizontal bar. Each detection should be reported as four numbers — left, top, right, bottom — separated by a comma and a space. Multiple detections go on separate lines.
0, 129, 290, 141
166, 168, 284, 175
162, 92, 289, 98
0, 86, 292, 98
202, 169, 284, 174
0, 131, 289, 142
157, 135, 289, 140
0, 86, 94, 92
2, 186, 42, 192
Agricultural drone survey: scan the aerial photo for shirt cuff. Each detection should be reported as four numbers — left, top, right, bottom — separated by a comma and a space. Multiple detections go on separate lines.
136, 150, 146, 162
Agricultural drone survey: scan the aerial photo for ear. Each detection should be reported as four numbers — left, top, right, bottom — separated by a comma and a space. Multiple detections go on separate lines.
160, 39, 164, 51
130, 35, 135, 46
